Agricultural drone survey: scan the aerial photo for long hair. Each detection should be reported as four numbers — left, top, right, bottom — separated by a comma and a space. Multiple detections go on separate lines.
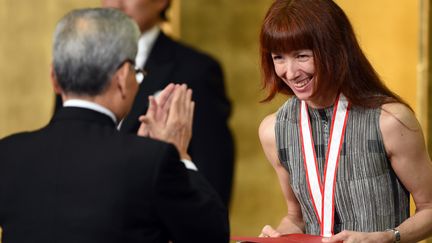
260, 0, 409, 109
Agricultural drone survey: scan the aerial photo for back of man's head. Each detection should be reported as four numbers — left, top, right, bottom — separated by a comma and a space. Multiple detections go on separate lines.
52, 8, 140, 97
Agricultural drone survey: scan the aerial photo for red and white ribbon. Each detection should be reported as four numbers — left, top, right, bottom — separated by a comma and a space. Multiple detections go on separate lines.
299, 94, 350, 237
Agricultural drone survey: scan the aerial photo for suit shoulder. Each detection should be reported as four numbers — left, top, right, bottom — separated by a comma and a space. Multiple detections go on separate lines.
1, 131, 29, 142
0, 130, 42, 148
0, 129, 47, 162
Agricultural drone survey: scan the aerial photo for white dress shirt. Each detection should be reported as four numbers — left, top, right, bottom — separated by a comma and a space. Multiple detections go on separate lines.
63, 99, 117, 124
135, 25, 160, 69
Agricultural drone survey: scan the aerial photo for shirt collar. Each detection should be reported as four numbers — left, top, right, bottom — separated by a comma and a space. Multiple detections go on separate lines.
135, 25, 160, 69
63, 99, 117, 124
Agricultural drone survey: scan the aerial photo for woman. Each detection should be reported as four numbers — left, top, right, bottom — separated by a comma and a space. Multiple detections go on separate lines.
258, 0, 432, 242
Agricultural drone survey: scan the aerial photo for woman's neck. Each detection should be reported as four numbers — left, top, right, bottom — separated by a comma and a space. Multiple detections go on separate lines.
305, 93, 338, 109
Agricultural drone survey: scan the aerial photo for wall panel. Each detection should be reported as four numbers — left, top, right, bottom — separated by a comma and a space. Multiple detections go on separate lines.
0, 0, 100, 139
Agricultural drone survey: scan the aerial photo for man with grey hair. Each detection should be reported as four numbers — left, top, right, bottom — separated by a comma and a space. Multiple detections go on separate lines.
0, 8, 229, 243
55, 0, 235, 207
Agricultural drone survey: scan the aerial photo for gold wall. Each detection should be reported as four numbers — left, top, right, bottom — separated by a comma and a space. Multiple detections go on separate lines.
0, 0, 100, 138
336, 0, 418, 109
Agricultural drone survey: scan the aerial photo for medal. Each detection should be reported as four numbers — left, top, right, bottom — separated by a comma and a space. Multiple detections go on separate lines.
299, 94, 350, 237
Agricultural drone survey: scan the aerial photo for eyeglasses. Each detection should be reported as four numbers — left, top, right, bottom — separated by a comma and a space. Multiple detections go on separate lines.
117, 59, 146, 84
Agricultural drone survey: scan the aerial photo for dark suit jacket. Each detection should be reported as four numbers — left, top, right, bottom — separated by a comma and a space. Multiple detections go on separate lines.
55, 31, 234, 206
0, 107, 229, 243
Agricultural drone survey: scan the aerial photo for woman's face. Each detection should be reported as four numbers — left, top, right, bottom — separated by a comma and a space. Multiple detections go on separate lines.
271, 49, 317, 105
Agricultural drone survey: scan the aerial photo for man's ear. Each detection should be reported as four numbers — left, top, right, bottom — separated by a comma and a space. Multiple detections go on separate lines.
156, 0, 170, 14
114, 62, 130, 99
50, 64, 63, 94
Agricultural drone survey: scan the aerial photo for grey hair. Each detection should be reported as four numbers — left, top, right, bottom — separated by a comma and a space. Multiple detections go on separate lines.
53, 8, 140, 96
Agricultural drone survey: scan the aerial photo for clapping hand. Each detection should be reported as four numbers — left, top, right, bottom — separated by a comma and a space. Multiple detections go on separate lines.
137, 83, 194, 160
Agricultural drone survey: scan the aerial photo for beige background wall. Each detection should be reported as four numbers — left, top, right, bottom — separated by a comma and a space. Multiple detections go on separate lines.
0, 0, 100, 137
0, 0, 428, 242
337, 1, 418, 108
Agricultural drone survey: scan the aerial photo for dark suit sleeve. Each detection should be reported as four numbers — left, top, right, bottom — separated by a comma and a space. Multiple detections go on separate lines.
152, 145, 229, 243
188, 58, 235, 207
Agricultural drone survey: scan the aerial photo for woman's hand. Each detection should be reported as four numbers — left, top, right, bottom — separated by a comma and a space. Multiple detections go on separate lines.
322, 230, 394, 243
259, 225, 282, 238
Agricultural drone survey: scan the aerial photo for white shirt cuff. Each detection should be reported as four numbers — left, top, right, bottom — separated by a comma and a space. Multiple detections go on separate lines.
181, 159, 198, 171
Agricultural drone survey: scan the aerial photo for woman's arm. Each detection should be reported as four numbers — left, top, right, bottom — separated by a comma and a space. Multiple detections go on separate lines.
325, 103, 432, 243
258, 113, 305, 237
380, 103, 432, 242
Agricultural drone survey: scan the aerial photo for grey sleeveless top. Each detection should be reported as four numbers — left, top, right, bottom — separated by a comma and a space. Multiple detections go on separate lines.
275, 97, 409, 235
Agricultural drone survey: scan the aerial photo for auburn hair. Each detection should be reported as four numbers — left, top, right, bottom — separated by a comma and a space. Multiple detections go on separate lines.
260, 0, 408, 109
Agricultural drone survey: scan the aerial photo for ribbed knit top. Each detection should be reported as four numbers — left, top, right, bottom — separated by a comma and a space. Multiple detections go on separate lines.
275, 97, 409, 235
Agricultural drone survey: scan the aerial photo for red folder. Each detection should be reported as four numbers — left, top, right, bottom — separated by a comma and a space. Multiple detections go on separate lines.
231, 233, 338, 243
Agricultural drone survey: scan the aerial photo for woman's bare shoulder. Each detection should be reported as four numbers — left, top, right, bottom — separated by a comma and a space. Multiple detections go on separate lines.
380, 102, 419, 131
259, 113, 277, 144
